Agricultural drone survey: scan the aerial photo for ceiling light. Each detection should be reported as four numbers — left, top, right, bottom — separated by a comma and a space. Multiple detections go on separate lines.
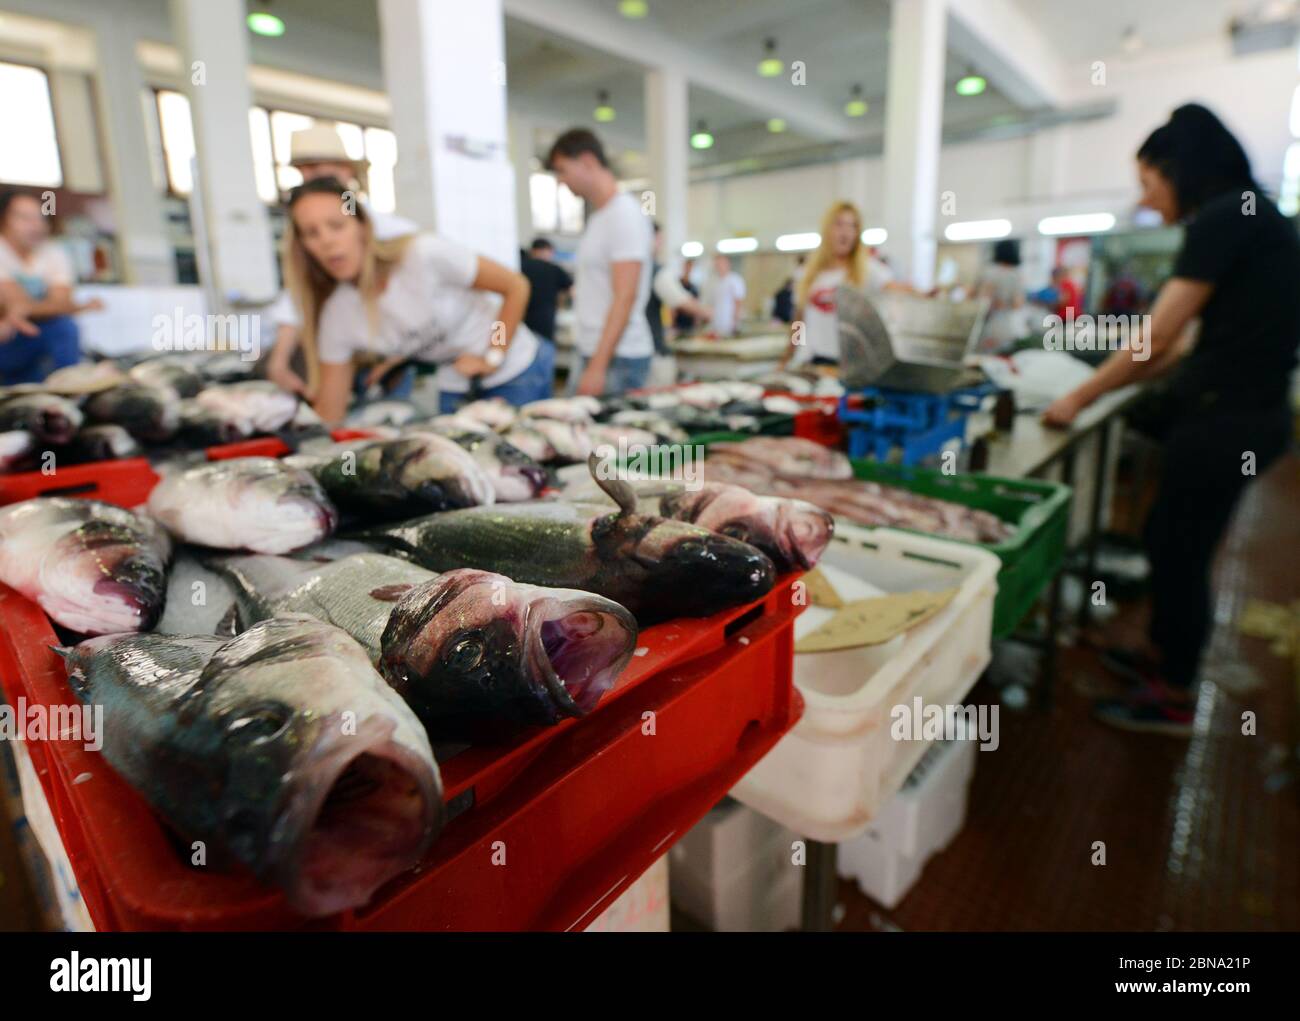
776, 232, 820, 252
944, 218, 1012, 241
246, 12, 285, 37
860, 227, 888, 245
690, 121, 714, 150
1037, 212, 1116, 236
594, 90, 615, 123
618, 0, 649, 18
681, 241, 704, 258
955, 75, 986, 96
844, 84, 868, 117
717, 237, 759, 254
767, 118, 787, 133
758, 38, 783, 77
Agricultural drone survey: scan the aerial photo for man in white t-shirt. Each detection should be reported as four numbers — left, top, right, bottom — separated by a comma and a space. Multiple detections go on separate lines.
0, 191, 103, 385
547, 129, 653, 396
265, 124, 417, 397
705, 254, 747, 337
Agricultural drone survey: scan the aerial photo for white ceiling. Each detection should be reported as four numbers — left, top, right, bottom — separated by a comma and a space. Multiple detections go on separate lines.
1009, 0, 1251, 58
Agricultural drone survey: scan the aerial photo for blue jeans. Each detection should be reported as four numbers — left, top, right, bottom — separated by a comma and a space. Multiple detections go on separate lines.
567, 353, 652, 396
353, 363, 416, 402
438, 339, 555, 414
0, 316, 81, 385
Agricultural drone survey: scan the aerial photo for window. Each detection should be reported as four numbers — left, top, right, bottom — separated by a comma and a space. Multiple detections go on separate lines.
0, 62, 63, 187
529, 171, 584, 235
156, 89, 196, 195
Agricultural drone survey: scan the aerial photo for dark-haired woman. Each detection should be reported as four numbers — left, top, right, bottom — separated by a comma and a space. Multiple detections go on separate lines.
280, 178, 548, 424
1043, 104, 1299, 735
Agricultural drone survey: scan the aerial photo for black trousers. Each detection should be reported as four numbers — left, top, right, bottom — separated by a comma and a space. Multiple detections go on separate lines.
1143, 402, 1292, 688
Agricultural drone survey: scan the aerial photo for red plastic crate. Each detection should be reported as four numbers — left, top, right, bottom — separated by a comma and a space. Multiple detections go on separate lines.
0, 461, 805, 930
763, 392, 845, 449
204, 428, 376, 461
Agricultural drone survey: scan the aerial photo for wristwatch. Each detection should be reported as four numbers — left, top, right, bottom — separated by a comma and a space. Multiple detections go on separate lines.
483, 346, 506, 370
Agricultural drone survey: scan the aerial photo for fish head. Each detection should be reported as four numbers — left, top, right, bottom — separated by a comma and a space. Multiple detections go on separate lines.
226, 460, 338, 553
197, 617, 441, 917
47, 519, 170, 633
664, 484, 833, 572
614, 514, 776, 618
390, 436, 495, 510
379, 568, 637, 739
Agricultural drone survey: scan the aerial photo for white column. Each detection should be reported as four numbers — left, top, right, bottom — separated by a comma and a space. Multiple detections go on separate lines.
90, 18, 175, 285
1023, 127, 1067, 290
644, 68, 689, 265
508, 116, 536, 250
169, 0, 278, 306
881, 0, 947, 291
379, 0, 518, 267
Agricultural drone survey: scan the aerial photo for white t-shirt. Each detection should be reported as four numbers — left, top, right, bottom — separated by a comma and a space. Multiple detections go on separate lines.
0, 237, 73, 300
316, 233, 538, 394
798, 262, 892, 361
270, 206, 418, 329
707, 271, 747, 335
574, 192, 653, 359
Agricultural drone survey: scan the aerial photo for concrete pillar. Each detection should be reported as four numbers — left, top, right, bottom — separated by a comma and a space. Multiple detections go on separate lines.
508, 116, 536, 251
644, 67, 689, 265
881, 0, 947, 291
90, 18, 176, 285
379, 0, 518, 267
169, 0, 279, 305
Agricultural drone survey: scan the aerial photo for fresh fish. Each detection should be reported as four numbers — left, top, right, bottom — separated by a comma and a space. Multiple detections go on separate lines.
456, 398, 516, 430
196, 381, 298, 434
565, 478, 833, 573
426, 413, 492, 436
0, 393, 84, 445
501, 422, 554, 463
408, 427, 546, 503
42, 361, 127, 395
147, 457, 338, 553
587, 424, 662, 455
209, 552, 638, 739
84, 383, 180, 442
64, 424, 142, 463
606, 410, 689, 444
0, 497, 171, 633
360, 459, 776, 623
524, 418, 592, 463
294, 434, 494, 519
519, 397, 598, 423
196, 353, 257, 383
345, 400, 420, 429
761, 395, 804, 415
0, 430, 34, 470
752, 371, 816, 396
129, 358, 204, 398
709, 436, 852, 480
177, 398, 254, 445
63, 616, 442, 917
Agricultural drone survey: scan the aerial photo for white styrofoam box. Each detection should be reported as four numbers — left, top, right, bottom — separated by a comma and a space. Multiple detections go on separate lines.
73, 285, 208, 357
837, 739, 978, 909
667, 798, 795, 894
671, 845, 802, 932
729, 525, 999, 842
584, 855, 670, 932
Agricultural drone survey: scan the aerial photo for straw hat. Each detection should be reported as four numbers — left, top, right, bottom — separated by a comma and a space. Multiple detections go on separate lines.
289, 124, 364, 169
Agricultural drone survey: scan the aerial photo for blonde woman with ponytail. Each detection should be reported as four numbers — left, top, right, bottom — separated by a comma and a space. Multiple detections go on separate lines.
282, 177, 545, 425
779, 200, 892, 369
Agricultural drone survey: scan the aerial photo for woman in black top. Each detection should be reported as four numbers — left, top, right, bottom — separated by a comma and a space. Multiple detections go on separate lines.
1043, 104, 1298, 735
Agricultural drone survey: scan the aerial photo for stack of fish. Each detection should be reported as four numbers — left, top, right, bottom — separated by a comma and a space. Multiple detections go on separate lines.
704, 436, 1013, 544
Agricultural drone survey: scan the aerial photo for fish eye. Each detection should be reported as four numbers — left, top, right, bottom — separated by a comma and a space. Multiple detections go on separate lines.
720, 523, 752, 543
225, 703, 293, 743
444, 632, 485, 672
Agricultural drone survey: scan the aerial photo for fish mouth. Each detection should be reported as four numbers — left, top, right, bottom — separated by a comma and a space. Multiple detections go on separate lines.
655, 534, 776, 615
281, 713, 442, 918
779, 506, 835, 571
41, 411, 77, 444
525, 598, 637, 717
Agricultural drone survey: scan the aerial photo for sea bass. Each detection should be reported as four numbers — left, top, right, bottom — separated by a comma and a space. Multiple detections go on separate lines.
293, 434, 495, 519
64, 424, 142, 463
196, 381, 298, 434
209, 552, 638, 740
147, 457, 337, 553
0, 393, 83, 445
84, 383, 180, 442
128, 358, 205, 398
361, 461, 775, 623
0, 430, 34, 470
63, 616, 442, 917
564, 477, 833, 573
0, 497, 171, 633
407, 426, 546, 503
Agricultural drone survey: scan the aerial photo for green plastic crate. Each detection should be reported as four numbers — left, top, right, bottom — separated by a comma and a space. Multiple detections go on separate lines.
845, 459, 1072, 638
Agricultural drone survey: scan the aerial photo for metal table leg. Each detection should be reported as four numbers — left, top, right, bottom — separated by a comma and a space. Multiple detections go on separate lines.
801, 839, 838, 932
1077, 421, 1112, 631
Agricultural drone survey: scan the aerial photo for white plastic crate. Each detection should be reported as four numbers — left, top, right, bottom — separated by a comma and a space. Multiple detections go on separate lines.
837, 738, 977, 909
730, 525, 999, 842
584, 855, 670, 932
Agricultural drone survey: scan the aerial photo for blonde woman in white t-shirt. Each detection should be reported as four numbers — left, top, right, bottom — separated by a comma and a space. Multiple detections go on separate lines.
778, 200, 871, 371
282, 178, 544, 425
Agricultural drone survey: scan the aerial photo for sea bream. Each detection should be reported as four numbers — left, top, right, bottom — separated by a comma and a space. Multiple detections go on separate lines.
0, 393, 84, 445
208, 552, 638, 740
84, 382, 180, 442
147, 457, 338, 553
563, 477, 833, 573
291, 434, 495, 519
196, 381, 299, 434
62, 615, 442, 917
0, 497, 171, 633
360, 460, 776, 623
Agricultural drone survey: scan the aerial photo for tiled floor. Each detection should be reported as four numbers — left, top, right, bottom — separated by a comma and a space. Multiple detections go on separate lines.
837, 451, 1299, 932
